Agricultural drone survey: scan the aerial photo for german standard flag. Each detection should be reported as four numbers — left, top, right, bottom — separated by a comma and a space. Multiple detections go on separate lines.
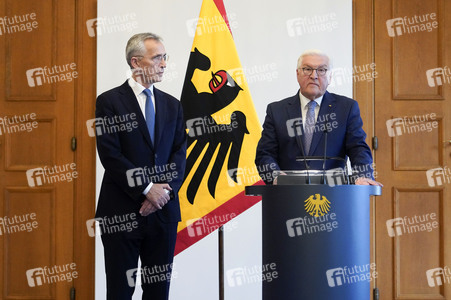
175, 0, 262, 255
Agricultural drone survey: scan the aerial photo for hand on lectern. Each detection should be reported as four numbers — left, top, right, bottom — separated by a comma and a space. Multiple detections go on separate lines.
273, 171, 287, 185
355, 177, 383, 186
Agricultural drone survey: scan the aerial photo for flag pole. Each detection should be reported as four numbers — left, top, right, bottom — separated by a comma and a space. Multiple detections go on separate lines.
219, 225, 225, 300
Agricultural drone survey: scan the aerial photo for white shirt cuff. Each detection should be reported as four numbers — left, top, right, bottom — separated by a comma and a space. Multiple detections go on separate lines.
142, 182, 153, 195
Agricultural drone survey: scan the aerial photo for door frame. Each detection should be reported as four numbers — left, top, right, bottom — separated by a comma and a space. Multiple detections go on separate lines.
74, 0, 96, 298
353, 0, 377, 298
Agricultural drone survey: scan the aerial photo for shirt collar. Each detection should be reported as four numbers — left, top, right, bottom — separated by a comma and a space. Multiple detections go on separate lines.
128, 76, 154, 98
299, 91, 323, 109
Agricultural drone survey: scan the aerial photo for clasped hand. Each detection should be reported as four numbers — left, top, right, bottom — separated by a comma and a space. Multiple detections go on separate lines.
140, 184, 172, 216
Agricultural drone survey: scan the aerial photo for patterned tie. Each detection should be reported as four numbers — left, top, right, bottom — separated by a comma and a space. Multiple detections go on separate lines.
304, 100, 317, 154
142, 89, 155, 145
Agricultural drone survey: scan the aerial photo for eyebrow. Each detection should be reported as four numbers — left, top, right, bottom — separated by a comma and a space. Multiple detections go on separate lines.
302, 64, 328, 68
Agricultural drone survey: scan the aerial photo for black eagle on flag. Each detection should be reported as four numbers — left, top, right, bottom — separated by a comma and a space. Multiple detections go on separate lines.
181, 48, 249, 204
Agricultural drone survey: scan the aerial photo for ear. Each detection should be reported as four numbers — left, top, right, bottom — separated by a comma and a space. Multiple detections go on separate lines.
130, 57, 140, 69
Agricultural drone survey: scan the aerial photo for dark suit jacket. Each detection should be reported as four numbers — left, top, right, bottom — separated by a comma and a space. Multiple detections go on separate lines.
255, 90, 373, 184
95, 81, 187, 222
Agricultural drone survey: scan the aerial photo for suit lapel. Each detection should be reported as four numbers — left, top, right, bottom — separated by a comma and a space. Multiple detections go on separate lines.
308, 91, 335, 155
153, 88, 167, 149
285, 92, 305, 154
118, 81, 154, 150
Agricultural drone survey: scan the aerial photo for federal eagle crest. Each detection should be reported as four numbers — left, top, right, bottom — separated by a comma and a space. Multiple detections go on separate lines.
304, 193, 331, 217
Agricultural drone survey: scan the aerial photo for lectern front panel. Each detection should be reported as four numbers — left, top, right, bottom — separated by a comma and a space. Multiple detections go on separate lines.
246, 185, 381, 300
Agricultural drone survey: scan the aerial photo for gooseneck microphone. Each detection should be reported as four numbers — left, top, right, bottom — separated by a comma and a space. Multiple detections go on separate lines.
322, 126, 328, 184
296, 129, 311, 185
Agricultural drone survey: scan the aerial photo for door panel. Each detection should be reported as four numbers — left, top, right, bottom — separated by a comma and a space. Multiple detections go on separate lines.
370, 0, 450, 299
355, 0, 450, 299
0, 0, 76, 298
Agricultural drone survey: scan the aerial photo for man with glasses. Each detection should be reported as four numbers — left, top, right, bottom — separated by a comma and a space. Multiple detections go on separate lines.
256, 50, 381, 186
95, 33, 186, 299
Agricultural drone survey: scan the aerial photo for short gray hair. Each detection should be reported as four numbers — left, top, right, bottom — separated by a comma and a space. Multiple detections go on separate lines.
126, 33, 163, 68
296, 49, 332, 69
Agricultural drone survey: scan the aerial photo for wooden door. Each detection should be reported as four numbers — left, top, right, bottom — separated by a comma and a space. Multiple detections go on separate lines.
0, 0, 96, 299
355, 0, 451, 299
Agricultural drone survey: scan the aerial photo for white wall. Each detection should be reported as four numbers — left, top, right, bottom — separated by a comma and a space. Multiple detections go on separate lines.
95, 1, 352, 299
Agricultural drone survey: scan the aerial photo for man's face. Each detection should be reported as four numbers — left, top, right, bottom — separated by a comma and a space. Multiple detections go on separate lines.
296, 55, 331, 100
131, 39, 167, 86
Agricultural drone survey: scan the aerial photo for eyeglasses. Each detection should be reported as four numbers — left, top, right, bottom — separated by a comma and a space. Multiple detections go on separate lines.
135, 54, 169, 63
300, 67, 328, 76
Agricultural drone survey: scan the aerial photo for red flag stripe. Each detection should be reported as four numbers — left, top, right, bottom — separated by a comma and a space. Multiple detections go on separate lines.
213, 0, 232, 34
174, 181, 264, 256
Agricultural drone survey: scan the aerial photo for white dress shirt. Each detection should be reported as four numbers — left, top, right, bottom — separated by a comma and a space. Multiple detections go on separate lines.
128, 77, 156, 118
299, 91, 323, 130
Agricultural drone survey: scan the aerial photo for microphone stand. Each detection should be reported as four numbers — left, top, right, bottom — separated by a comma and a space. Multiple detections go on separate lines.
296, 132, 311, 184
322, 128, 328, 184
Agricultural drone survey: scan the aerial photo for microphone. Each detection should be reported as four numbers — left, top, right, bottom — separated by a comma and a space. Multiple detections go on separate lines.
295, 126, 311, 184
322, 126, 328, 184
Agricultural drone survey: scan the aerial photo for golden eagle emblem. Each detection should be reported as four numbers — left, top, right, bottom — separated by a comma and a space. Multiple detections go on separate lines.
304, 193, 331, 217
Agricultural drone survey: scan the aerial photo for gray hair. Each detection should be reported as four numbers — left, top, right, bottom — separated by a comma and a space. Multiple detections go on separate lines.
296, 49, 332, 69
126, 33, 163, 68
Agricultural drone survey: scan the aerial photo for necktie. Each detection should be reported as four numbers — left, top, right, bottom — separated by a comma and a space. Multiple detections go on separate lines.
142, 89, 155, 145
304, 100, 317, 153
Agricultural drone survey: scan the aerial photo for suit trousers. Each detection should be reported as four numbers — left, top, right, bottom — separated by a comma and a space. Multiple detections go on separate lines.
100, 213, 178, 300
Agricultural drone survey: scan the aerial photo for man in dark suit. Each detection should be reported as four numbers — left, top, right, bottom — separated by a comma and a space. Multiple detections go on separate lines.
256, 50, 381, 186
95, 33, 186, 300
